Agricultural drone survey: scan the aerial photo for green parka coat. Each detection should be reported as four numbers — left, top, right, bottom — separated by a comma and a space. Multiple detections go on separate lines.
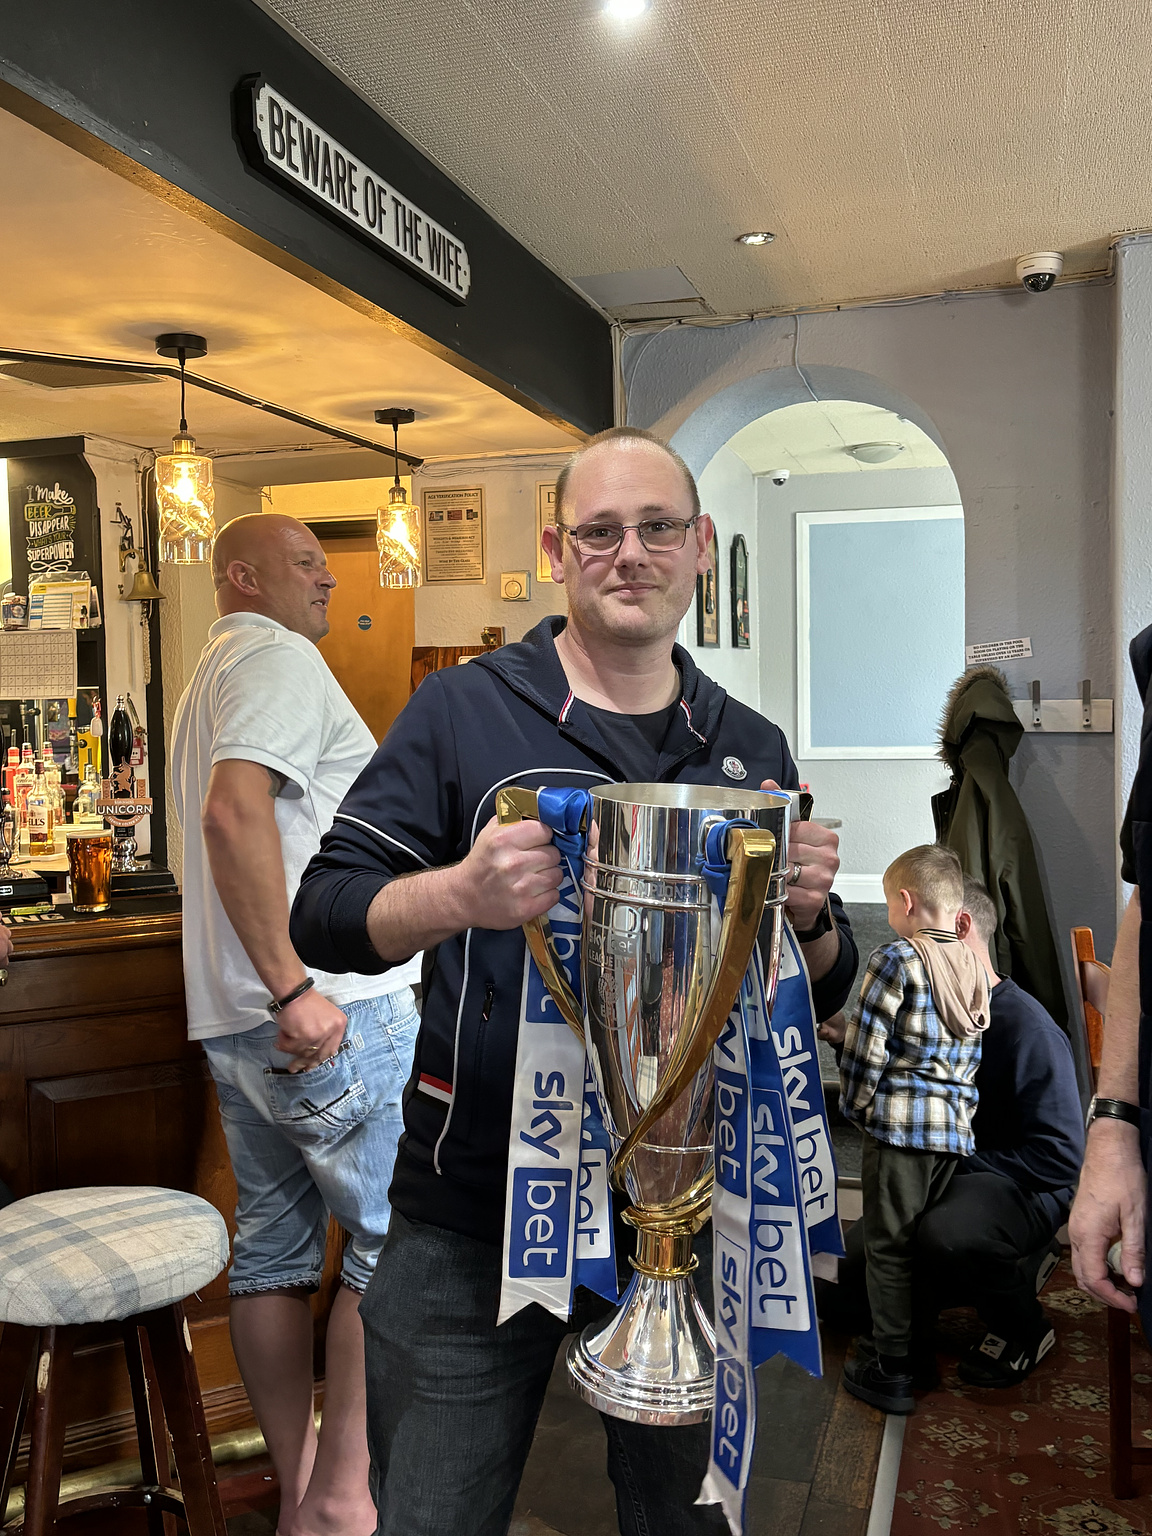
932, 666, 1067, 1029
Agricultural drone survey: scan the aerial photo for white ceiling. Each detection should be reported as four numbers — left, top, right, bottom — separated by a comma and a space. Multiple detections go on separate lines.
0, 107, 580, 476
726, 400, 951, 477
263, 0, 1150, 314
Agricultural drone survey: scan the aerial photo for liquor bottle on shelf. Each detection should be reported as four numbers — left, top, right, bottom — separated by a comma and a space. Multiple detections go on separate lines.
3, 746, 18, 802
26, 762, 54, 858
43, 747, 64, 826
13, 746, 35, 834
108, 694, 137, 872
72, 764, 102, 827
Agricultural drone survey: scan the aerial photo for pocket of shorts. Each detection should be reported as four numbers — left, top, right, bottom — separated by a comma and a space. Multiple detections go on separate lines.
264, 1041, 370, 1149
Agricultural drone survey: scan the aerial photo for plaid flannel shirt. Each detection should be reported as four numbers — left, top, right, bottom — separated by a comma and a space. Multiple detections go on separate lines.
838, 938, 981, 1155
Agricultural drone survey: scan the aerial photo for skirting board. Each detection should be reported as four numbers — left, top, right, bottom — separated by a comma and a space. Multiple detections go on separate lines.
833, 874, 886, 904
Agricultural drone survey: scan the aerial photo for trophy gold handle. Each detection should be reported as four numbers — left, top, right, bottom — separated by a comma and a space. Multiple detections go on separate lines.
609, 824, 777, 1192
495, 786, 585, 1042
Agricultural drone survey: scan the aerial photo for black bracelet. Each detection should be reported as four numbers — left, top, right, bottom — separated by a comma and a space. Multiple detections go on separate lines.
1087, 1096, 1142, 1129
269, 976, 315, 1016
794, 898, 835, 944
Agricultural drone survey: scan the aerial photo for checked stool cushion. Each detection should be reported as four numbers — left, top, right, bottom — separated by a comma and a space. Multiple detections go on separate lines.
0, 1186, 229, 1327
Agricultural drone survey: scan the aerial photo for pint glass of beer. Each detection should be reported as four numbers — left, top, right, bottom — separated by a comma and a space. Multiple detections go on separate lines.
66, 827, 113, 913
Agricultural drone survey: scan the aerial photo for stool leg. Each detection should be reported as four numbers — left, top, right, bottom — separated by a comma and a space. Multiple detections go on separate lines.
123, 1320, 172, 1536
0, 1324, 37, 1521
141, 1304, 226, 1536
22, 1326, 73, 1536
1108, 1306, 1136, 1499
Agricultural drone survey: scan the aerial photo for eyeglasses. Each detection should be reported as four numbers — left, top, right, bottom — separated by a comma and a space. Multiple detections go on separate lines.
557, 515, 699, 555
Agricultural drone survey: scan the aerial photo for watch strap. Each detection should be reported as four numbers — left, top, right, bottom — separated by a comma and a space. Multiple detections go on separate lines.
794, 897, 835, 944
1088, 1096, 1142, 1129
269, 976, 315, 1015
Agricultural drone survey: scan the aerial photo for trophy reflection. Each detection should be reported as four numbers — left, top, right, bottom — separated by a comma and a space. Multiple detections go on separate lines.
497, 782, 790, 1425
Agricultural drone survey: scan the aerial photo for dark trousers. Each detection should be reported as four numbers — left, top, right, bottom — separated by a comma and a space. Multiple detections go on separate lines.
360, 1210, 727, 1536
825, 1166, 1060, 1345
861, 1134, 958, 1356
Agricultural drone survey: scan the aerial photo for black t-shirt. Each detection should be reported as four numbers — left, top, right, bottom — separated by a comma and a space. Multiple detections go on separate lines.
582, 697, 682, 783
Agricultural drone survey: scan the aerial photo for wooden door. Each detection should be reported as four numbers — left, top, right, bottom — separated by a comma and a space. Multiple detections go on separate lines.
317, 534, 416, 742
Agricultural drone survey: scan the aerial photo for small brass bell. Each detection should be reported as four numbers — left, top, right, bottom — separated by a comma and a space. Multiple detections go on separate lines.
123, 568, 165, 602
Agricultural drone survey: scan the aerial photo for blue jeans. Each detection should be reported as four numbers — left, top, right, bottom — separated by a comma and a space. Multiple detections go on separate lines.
204, 990, 418, 1294
360, 1211, 727, 1536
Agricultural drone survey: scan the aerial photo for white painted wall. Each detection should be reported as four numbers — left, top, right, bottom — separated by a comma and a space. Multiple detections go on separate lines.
677, 445, 759, 708
412, 453, 570, 645
1113, 238, 1152, 922
756, 466, 960, 894
624, 286, 1116, 999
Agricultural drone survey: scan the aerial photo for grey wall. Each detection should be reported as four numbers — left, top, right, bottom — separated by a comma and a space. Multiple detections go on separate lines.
624, 286, 1116, 1000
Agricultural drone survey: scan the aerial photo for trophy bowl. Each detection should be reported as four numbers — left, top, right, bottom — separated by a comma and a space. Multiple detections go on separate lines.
499, 781, 791, 1425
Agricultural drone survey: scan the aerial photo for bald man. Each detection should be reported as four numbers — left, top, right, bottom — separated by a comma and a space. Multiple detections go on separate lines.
171, 514, 418, 1536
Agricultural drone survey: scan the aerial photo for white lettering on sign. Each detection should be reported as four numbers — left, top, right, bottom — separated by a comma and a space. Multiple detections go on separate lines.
965, 637, 1032, 664
248, 81, 471, 301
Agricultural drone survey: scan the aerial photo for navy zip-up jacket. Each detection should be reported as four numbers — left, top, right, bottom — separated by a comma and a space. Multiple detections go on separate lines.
291, 616, 858, 1244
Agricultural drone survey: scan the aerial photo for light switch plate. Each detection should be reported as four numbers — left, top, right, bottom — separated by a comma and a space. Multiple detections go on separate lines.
501, 571, 531, 601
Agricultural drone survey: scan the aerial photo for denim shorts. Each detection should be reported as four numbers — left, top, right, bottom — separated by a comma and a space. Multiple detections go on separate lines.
203, 989, 418, 1296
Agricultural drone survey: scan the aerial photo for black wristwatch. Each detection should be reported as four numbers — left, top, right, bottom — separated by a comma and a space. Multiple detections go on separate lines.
1087, 1096, 1142, 1130
794, 897, 835, 944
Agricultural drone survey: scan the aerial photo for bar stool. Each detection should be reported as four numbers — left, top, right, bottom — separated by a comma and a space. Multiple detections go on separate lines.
0, 1185, 231, 1535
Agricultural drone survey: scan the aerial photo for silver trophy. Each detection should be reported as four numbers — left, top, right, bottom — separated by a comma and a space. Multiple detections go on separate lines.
497, 782, 791, 1425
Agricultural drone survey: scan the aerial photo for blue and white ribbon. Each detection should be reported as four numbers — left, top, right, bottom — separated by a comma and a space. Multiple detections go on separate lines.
697, 818, 835, 1535
499, 789, 618, 1324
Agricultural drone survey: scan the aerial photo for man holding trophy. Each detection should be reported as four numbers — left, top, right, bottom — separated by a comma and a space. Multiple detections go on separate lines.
292, 428, 857, 1535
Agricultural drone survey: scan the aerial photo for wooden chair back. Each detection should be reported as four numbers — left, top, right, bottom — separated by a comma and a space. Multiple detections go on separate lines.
1070, 925, 1109, 1079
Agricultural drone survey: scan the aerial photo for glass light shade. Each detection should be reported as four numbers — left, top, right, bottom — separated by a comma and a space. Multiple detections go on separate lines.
377, 484, 421, 589
155, 433, 216, 563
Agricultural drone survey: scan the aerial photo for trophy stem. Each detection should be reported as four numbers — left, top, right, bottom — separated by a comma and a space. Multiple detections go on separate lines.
629, 1220, 698, 1279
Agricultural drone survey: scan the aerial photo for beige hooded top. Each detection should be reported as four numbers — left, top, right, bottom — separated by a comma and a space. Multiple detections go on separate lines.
909, 929, 991, 1040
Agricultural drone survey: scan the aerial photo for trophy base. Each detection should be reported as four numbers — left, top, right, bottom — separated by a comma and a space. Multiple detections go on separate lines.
567, 1267, 716, 1425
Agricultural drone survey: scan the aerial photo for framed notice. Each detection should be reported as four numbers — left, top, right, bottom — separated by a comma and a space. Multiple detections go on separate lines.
536, 483, 557, 582
730, 535, 750, 649
422, 487, 486, 583
695, 525, 720, 647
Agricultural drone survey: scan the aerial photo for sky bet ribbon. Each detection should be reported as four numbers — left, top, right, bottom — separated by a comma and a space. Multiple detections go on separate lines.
697, 819, 828, 1536
498, 788, 618, 1325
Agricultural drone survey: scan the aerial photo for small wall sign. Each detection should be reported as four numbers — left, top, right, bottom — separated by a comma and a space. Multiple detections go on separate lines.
423, 487, 486, 583
357, 615, 372, 630
242, 78, 471, 302
965, 637, 1032, 665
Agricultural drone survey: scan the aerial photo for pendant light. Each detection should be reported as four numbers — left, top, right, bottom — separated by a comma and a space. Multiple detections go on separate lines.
374, 408, 420, 588
154, 333, 216, 564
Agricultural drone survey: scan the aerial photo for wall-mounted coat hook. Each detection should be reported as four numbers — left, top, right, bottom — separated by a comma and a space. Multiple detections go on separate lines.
1013, 678, 1113, 734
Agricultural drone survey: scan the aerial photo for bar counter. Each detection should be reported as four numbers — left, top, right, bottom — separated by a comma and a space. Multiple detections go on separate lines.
0, 897, 340, 1512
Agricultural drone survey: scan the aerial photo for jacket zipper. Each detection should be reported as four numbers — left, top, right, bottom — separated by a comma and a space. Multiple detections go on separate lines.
481, 983, 495, 1021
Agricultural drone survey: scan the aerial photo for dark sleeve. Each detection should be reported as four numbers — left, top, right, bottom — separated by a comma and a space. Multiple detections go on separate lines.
773, 724, 859, 1020
290, 673, 463, 975
970, 1024, 1086, 1194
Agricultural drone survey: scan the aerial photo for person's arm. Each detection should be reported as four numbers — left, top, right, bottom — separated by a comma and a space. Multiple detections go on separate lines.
838, 955, 898, 1119
365, 815, 562, 959
0, 922, 11, 967
201, 759, 347, 1070
760, 773, 858, 1009
1069, 889, 1145, 1310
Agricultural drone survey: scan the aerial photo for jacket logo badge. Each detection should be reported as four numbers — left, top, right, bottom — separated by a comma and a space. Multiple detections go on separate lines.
722, 756, 747, 781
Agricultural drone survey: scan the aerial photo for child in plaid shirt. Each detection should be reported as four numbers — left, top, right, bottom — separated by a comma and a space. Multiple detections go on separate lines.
839, 844, 991, 1414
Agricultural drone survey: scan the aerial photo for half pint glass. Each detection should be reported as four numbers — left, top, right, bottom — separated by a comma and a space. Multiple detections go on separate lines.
66, 827, 113, 912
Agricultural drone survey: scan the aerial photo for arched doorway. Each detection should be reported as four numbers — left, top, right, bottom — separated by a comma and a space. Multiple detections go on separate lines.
671, 371, 965, 905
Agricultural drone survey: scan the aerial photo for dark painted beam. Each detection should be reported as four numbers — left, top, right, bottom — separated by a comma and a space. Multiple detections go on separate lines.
0, 1, 613, 436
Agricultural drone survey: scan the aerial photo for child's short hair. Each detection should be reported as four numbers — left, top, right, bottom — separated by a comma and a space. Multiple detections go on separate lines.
883, 844, 964, 911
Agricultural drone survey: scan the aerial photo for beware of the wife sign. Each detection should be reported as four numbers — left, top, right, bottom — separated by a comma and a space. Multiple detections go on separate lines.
243, 78, 471, 302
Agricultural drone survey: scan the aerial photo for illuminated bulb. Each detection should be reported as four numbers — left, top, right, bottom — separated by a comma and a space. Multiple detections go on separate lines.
737, 231, 775, 246
377, 483, 421, 589
155, 433, 215, 564
603, 0, 649, 18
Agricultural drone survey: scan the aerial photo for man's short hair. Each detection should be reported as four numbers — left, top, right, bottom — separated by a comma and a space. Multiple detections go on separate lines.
961, 875, 998, 943
554, 426, 701, 525
883, 844, 964, 912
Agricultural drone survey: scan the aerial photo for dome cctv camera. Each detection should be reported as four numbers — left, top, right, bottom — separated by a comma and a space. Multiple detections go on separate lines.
770, 469, 790, 486
1016, 252, 1064, 293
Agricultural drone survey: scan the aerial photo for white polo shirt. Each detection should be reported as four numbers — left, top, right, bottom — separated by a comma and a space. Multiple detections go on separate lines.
171, 611, 418, 1040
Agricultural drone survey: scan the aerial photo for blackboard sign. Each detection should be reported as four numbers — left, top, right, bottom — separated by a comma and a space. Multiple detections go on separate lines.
6, 453, 99, 593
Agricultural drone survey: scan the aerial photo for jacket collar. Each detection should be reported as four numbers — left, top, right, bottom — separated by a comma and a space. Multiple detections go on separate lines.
472, 615, 726, 774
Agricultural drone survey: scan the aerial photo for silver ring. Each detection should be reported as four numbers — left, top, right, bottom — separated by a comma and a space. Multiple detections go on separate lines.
788, 862, 803, 886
